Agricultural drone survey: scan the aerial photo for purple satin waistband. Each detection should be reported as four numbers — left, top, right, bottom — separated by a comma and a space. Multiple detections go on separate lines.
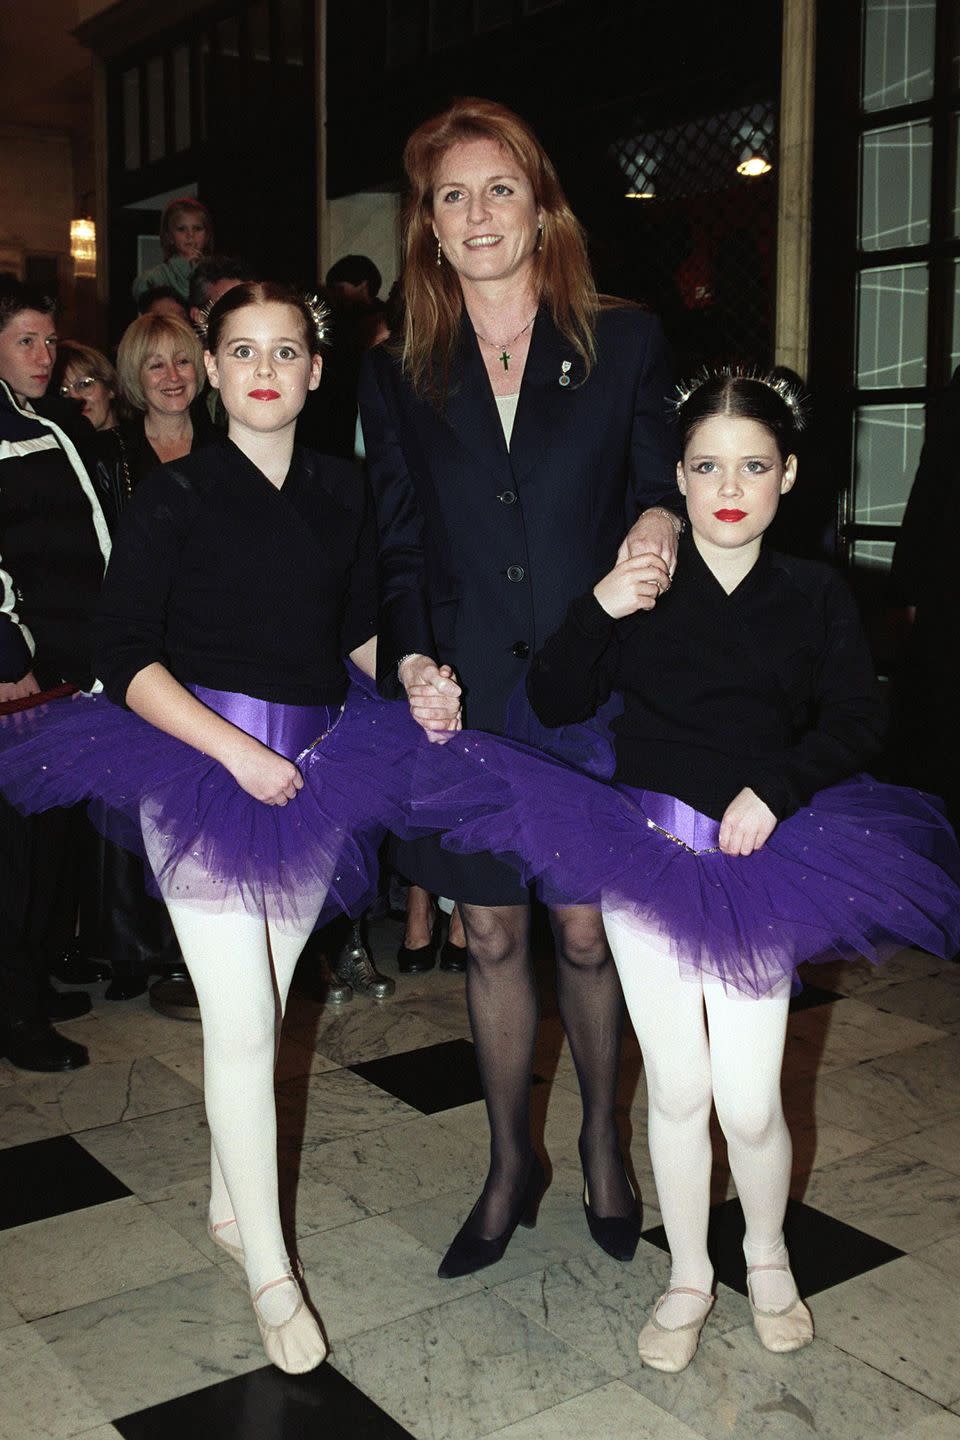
638, 789, 721, 854
189, 685, 338, 763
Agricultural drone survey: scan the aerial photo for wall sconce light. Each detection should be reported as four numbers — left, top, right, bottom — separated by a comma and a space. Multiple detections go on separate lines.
736, 148, 772, 177
70, 209, 96, 279
735, 114, 773, 178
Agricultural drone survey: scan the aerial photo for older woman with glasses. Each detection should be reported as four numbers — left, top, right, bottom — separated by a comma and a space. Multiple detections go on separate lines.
53, 342, 120, 435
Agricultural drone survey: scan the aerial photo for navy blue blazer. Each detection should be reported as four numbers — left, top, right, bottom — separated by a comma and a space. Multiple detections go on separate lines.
359, 303, 678, 731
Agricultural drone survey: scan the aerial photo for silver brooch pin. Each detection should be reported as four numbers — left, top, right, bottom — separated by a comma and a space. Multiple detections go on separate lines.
559, 361, 572, 387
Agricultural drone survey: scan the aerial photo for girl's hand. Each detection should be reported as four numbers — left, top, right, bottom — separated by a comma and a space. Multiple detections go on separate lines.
0, 671, 41, 704
594, 553, 671, 619
719, 787, 777, 855
223, 736, 303, 805
401, 657, 462, 744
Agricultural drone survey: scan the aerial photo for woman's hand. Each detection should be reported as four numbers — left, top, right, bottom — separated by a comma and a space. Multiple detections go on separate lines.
719, 787, 777, 855
594, 553, 672, 618
619, 507, 683, 578
0, 672, 41, 704
222, 734, 304, 805
399, 655, 462, 744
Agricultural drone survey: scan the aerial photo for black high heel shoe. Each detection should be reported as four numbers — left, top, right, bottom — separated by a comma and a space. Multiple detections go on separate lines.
582, 1181, 643, 1263
438, 1156, 547, 1279
397, 910, 440, 974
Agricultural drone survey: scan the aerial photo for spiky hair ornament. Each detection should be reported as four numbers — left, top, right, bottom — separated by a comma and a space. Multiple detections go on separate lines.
674, 366, 807, 430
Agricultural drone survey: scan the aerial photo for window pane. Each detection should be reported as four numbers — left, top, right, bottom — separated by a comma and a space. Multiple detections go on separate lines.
387, 0, 423, 66
249, 0, 271, 62
860, 121, 932, 250
951, 260, 960, 375
849, 539, 895, 573
953, 113, 960, 238
476, 0, 513, 30
198, 35, 209, 141
862, 0, 935, 113
217, 15, 240, 57
173, 44, 190, 153
857, 264, 927, 387
853, 404, 925, 526
280, 0, 305, 65
122, 68, 140, 170
146, 55, 165, 164
429, 0, 471, 47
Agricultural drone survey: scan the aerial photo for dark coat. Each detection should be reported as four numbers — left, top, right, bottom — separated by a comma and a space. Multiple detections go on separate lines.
360, 303, 679, 732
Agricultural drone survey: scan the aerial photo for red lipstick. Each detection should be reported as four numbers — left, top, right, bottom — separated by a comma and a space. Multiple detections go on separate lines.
714, 509, 746, 522
248, 389, 280, 400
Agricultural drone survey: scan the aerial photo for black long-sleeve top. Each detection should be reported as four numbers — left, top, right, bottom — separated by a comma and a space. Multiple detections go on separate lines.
95, 438, 376, 707
526, 533, 886, 821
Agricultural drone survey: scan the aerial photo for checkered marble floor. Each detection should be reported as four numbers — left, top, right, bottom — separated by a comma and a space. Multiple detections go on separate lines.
2, 920, 960, 1440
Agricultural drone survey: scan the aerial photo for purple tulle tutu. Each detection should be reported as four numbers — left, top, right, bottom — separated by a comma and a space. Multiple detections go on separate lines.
0, 667, 422, 931
409, 732, 960, 997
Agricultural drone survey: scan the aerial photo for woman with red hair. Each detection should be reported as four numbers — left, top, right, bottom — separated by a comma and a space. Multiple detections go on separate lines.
360, 97, 681, 1279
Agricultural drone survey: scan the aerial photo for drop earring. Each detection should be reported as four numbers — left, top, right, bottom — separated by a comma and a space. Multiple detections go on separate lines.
537, 222, 544, 252
436, 238, 442, 267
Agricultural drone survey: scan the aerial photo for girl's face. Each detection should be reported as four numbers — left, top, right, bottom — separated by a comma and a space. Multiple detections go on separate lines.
61, 366, 116, 431
431, 137, 541, 289
141, 343, 198, 418
677, 414, 796, 554
204, 301, 321, 434
170, 209, 209, 260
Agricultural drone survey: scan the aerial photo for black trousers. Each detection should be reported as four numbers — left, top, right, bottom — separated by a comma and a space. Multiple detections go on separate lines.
0, 798, 81, 1024
79, 830, 180, 976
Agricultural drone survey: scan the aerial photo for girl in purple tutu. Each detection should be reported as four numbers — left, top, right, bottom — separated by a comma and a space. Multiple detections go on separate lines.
0, 281, 429, 1373
413, 371, 960, 1371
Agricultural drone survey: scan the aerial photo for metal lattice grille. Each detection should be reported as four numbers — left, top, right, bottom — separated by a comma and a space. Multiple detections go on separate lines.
609, 102, 778, 373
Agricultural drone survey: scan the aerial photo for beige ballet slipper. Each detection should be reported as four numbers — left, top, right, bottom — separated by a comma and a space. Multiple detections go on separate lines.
637, 1287, 715, 1373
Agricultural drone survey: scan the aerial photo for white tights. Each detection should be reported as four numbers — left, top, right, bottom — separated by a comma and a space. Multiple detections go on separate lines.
603, 911, 794, 1325
162, 898, 320, 1319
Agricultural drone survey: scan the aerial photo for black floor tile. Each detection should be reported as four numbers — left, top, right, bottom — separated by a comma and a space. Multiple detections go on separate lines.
789, 984, 845, 1014
348, 1037, 546, 1115
641, 1197, 904, 1298
0, 1134, 131, 1230
114, 1362, 415, 1440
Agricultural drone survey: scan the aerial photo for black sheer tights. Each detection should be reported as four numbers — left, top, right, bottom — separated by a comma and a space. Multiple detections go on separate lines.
459, 901, 634, 1239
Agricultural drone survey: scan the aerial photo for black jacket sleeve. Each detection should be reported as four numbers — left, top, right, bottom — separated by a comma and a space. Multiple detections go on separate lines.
339, 471, 379, 657
748, 570, 887, 818
526, 591, 620, 727
94, 466, 198, 705
624, 311, 682, 519
358, 355, 437, 698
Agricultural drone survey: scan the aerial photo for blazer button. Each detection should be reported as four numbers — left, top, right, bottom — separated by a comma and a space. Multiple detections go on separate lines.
498, 489, 517, 505
512, 641, 530, 659
506, 565, 524, 582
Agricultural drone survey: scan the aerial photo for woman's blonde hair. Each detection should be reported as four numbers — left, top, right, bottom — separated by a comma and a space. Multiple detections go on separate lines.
159, 198, 214, 261
116, 314, 204, 413
400, 96, 598, 401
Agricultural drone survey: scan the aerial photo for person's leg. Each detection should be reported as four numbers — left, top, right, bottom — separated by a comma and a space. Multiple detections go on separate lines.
205, 913, 311, 1259
603, 912, 714, 1325
163, 901, 320, 1342
404, 885, 436, 950
457, 901, 538, 1239
704, 976, 811, 1346
550, 904, 634, 1220
0, 799, 87, 1068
